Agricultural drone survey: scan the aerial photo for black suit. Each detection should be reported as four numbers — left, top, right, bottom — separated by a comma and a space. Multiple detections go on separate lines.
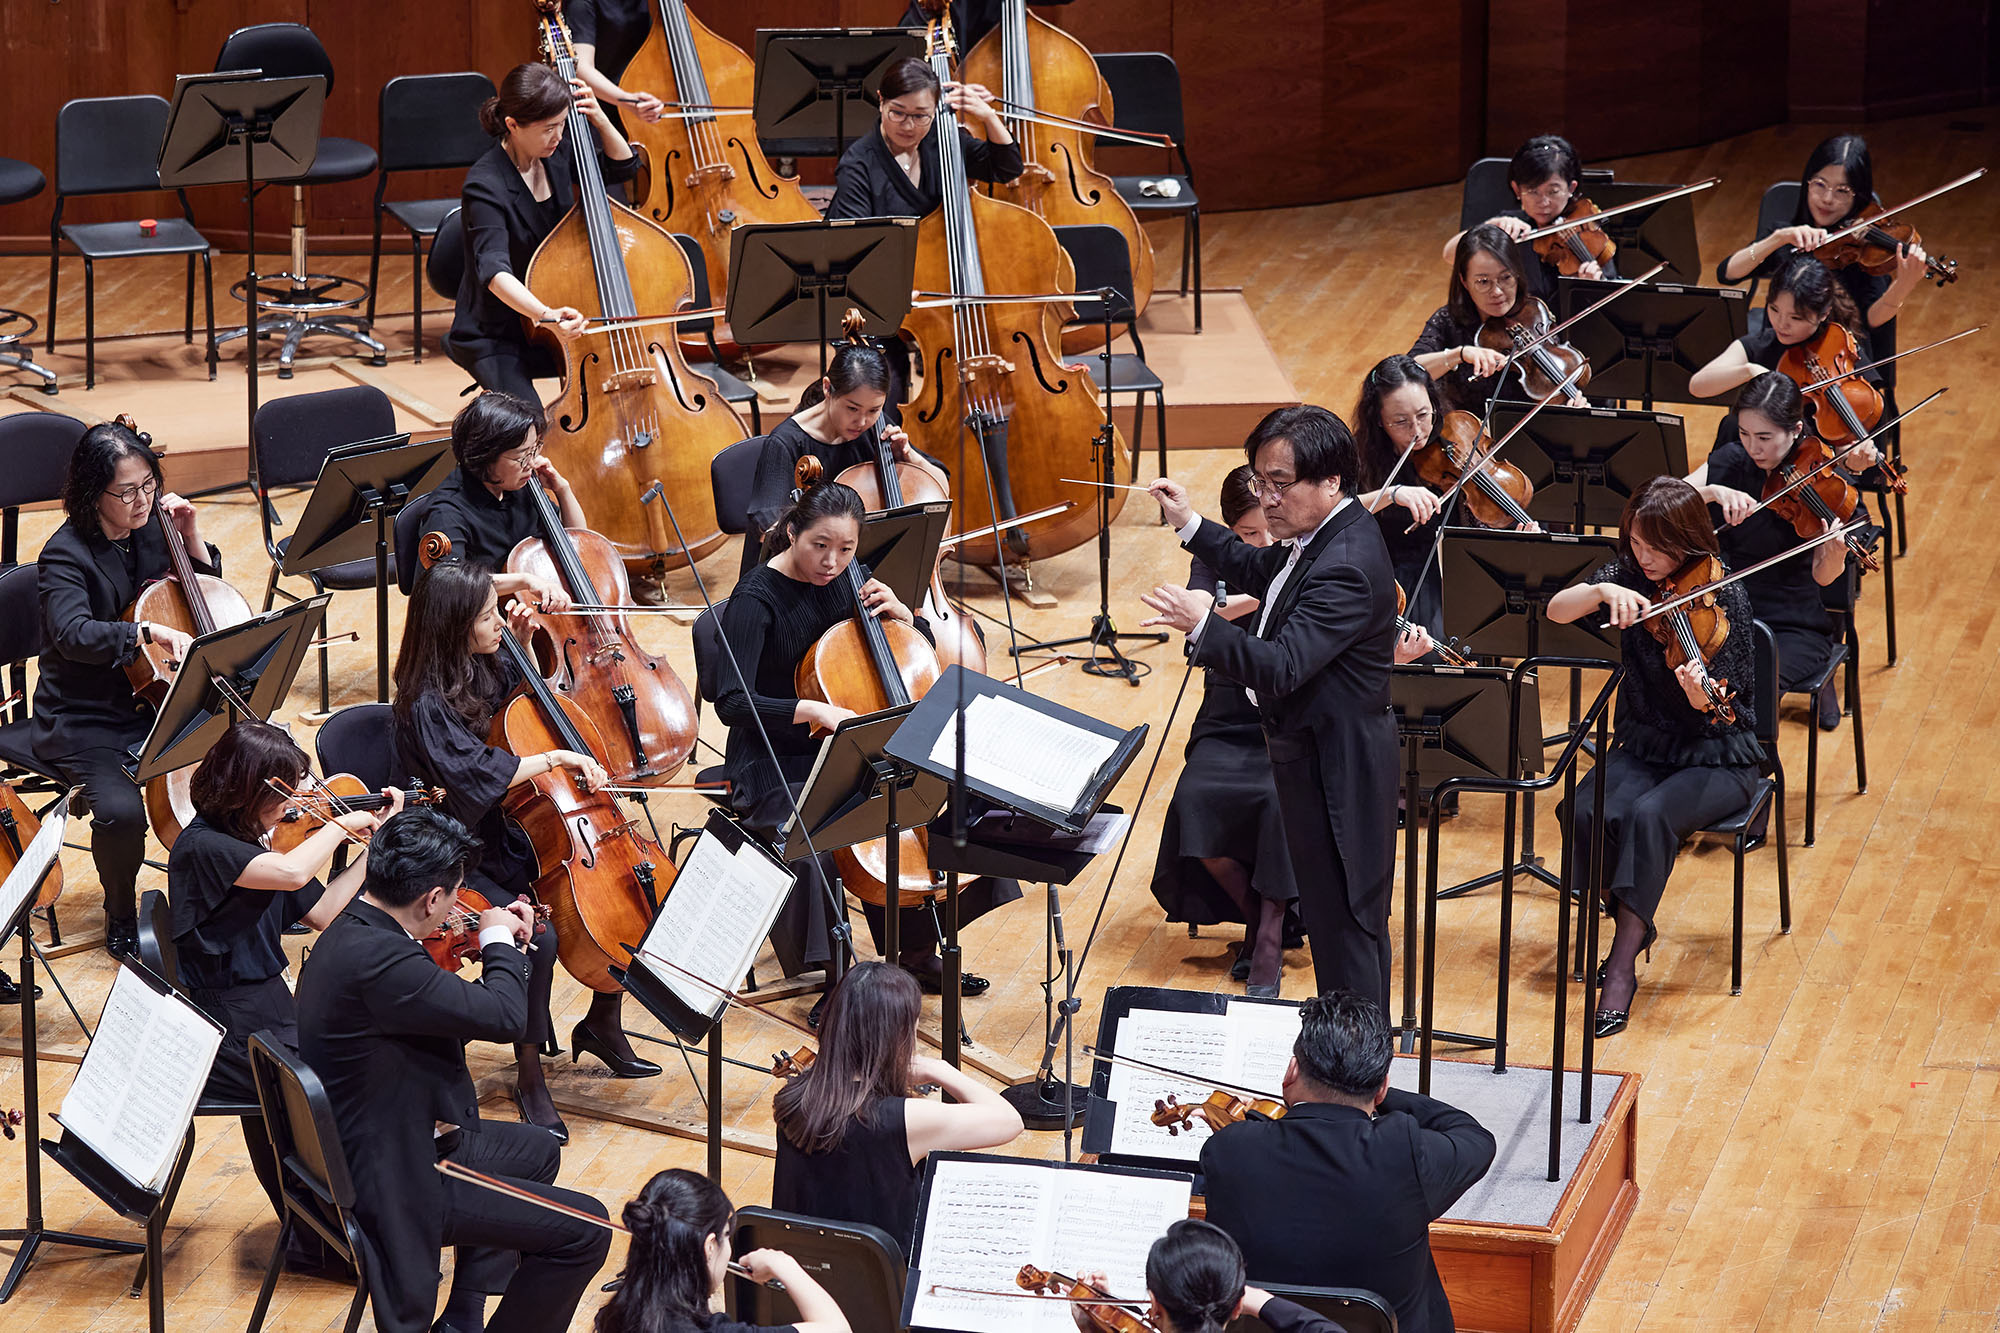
1184, 503, 1399, 1009
33, 515, 218, 923
297, 899, 610, 1333
1200, 1091, 1498, 1333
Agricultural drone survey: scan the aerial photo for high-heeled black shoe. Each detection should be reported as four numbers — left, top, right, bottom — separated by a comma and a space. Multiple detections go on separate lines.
571, 1022, 662, 1079
509, 1085, 569, 1144
1592, 1006, 1630, 1040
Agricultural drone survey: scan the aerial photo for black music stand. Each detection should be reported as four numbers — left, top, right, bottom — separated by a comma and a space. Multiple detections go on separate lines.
1581, 180, 1702, 284
725, 219, 918, 381
1389, 665, 1541, 1058
856, 501, 952, 616
753, 28, 926, 161
282, 432, 455, 701
1559, 278, 1750, 409
1491, 402, 1690, 530
158, 70, 327, 495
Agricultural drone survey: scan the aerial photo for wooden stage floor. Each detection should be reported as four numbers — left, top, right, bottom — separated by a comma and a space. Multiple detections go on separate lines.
0, 105, 1997, 1331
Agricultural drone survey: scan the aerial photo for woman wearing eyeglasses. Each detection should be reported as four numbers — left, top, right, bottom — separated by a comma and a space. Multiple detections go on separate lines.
1440, 135, 1618, 300
825, 57, 1020, 224
1407, 224, 1530, 417
33, 420, 217, 957
420, 391, 583, 613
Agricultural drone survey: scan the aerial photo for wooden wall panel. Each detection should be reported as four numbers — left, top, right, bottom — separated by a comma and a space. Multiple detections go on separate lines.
1789, 0, 1988, 122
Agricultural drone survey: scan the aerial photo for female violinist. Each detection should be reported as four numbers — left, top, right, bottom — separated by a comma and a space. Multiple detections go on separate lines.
392, 561, 654, 1143
449, 63, 638, 418
826, 57, 1021, 224
1547, 477, 1764, 1039
1065, 1220, 1349, 1333
33, 421, 214, 956
1441, 134, 1616, 295
1687, 373, 1854, 730
596, 1168, 852, 1333
168, 719, 398, 1277
715, 482, 1019, 989
1407, 225, 1528, 416
771, 961, 1022, 1259
424, 391, 581, 611
1149, 466, 1301, 998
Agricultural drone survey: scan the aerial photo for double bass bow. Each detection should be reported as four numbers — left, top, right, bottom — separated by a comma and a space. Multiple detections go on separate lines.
526, 1, 746, 577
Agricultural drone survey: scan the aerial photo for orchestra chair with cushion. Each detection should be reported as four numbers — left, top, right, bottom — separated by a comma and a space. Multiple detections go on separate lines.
392, 491, 440, 595
1091, 52, 1201, 329
724, 1208, 905, 1331
711, 433, 765, 581
685, 602, 735, 808
1053, 222, 1167, 480
0, 158, 58, 393
0, 564, 81, 945
46, 95, 218, 390
0, 409, 87, 567
367, 73, 496, 361
669, 233, 762, 433
1227, 1283, 1398, 1333
425, 207, 482, 399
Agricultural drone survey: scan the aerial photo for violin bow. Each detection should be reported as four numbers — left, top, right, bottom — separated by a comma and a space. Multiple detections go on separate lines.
263, 777, 374, 853
1502, 260, 1668, 369
937, 500, 1077, 552
633, 948, 820, 1048
1740, 388, 1944, 520
1791, 325, 1984, 396
1414, 379, 1570, 525
1081, 1045, 1281, 1102
1513, 177, 1720, 243
925, 1281, 1155, 1316
1813, 167, 1988, 249
1601, 520, 1866, 630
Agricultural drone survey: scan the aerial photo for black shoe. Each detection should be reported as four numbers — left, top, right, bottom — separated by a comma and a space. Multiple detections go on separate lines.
1229, 942, 1251, 983
283, 920, 312, 936
105, 918, 137, 959
807, 995, 825, 1030
509, 1086, 569, 1145
570, 1022, 662, 1079
1592, 1007, 1630, 1039
0, 973, 39, 1003
1244, 982, 1281, 1000
903, 957, 991, 996
1817, 678, 1843, 731
283, 1246, 355, 1282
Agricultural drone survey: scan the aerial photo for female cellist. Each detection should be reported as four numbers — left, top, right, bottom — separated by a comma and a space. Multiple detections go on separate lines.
1442, 134, 1616, 295
1547, 477, 1763, 1038
1407, 225, 1526, 416
393, 561, 656, 1143
33, 420, 213, 957
424, 391, 579, 611
771, 961, 1022, 1259
169, 719, 398, 1277
449, 62, 636, 417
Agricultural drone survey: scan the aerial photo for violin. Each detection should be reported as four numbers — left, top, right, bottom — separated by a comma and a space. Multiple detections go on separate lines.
1757, 431, 1882, 573
1411, 410, 1537, 530
1531, 194, 1616, 277
900, 13, 1131, 571
1149, 1089, 1287, 1135
1807, 166, 1988, 287
1645, 555, 1737, 723
1776, 321, 1887, 456
959, 0, 1156, 351
790, 457, 948, 909
505, 475, 698, 784
0, 781, 61, 913
421, 885, 554, 973
525, 3, 746, 578
1476, 296, 1591, 407
1015, 1265, 1158, 1333
267, 775, 444, 855
1394, 581, 1472, 668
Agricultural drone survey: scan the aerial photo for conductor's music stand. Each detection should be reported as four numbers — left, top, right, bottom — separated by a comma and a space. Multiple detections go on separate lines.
1559, 279, 1749, 409
281, 431, 454, 701
1579, 180, 1702, 283
725, 219, 918, 382
1490, 402, 1690, 531
157, 70, 327, 495
752, 28, 926, 161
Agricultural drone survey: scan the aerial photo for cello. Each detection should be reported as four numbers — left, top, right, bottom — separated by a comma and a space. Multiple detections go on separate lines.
506, 474, 699, 783
525, 1, 746, 577
900, 13, 1130, 572
959, 0, 1155, 352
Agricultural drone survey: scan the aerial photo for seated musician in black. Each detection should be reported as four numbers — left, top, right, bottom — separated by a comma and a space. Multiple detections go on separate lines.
34, 420, 215, 957
715, 482, 1019, 992
826, 57, 1019, 222
1442, 134, 1617, 296
393, 561, 656, 1143
297, 808, 612, 1333
424, 391, 587, 612
1200, 991, 1495, 1333
452, 62, 638, 417
1407, 225, 1526, 417
771, 962, 1021, 1259
169, 719, 398, 1276
1070, 1219, 1358, 1333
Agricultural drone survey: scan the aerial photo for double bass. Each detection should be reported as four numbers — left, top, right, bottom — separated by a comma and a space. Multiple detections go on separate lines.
901, 14, 1130, 571
526, 2, 746, 577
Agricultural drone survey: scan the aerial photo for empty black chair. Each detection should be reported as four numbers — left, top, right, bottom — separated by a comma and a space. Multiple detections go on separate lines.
0, 158, 57, 393
726, 1207, 905, 1331
1054, 223, 1167, 480
1456, 156, 1514, 233
213, 23, 386, 377
242, 1031, 373, 1333
711, 433, 765, 579
393, 491, 440, 595
0, 410, 86, 565
253, 385, 399, 712
1227, 1283, 1397, 1333
316, 703, 398, 794
368, 73, 497, 362
670, 233, 762, 433
0, 563, 62, 791
47, 95, 217, 390
1093, 52, 1201, 329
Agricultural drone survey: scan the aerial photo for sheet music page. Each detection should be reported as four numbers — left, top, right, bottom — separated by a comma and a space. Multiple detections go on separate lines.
928, 693, 1117, 813
59, 965, 221, 1190
1103, 1010, 1232, 1161
637, 831, 793, 1019
1223, 999, 1302, 1093
0, 796, 65, 942
908, 1157, 1190, 1333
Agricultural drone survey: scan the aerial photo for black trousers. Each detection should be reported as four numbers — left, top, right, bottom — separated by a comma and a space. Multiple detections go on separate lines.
1272, 757, 1391, 1015
448, 340, 562, 429
1772, 622, 1839, 694
436, 1121, 611, 1333
54, 745, 147, 924
1565, 749, 1760, 932
468, 867, 557, 1046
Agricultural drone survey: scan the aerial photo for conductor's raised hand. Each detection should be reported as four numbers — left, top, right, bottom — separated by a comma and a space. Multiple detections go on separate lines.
1147, 477, 1192, 529
1139, 583, 1214, 634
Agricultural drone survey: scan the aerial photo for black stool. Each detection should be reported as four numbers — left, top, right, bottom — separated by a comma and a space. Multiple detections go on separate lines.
0, 159, 58, 393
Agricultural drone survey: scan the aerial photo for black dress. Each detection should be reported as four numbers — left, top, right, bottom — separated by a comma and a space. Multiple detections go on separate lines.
897, 0, 1074, 53
1408, 305, 1499, 417
1715, 228, 1897, 383
772, 1095, 920, 1259
567, 0, 652, 141
740, 415, 941, 577
1493, 205, 1620, 304
1150, 557, 1300, 928
1706, 439, 1841, 691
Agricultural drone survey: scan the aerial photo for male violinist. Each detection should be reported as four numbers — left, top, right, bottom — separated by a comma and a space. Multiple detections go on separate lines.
296, 808, 611, 1333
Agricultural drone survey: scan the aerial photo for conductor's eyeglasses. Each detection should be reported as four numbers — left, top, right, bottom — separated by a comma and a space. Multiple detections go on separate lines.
1247, 474, 1307, 501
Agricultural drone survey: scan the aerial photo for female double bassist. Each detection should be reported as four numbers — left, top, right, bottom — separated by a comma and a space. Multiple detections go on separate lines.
826, 56, 1022, 225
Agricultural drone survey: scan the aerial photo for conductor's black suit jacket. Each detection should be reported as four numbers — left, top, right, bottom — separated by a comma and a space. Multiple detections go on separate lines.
296, 898, 532, 1333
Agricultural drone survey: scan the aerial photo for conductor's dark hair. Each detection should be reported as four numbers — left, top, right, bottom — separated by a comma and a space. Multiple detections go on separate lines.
1734, 371, 1806, 435
1509, 133, 1582, 189
773, 961, 920, 1154
362, 807, 483, 909
63, 420, 164, 530
480, 62, 571, 137
452, 392, 542, 482
1352, 354, 1444, 490
393, 561, 510, 740
1218, 465, 1259, 527
594, 1169, 734, 1333
760, 480, 866, 558
796, 341, 892, 413
1242, 404, 1359, 495
1290, 990, 1394, 1097
877, 56, 942, 106
1447, 223, 1527, 328
1794, 133, 1873, 228
190, 720, 311, 845
1767, 252, 1859, 333
1146, 1220, 1247, 1333
1618, 474, 1719, 573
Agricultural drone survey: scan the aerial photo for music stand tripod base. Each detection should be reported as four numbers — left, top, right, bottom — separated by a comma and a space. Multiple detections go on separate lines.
1002, 1073, 1089, 1131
